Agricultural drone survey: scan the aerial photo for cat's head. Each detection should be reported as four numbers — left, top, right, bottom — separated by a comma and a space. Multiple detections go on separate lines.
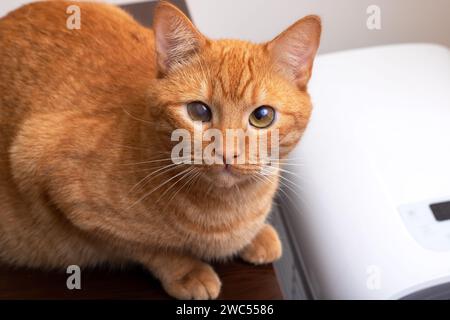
148, 1, 321, 188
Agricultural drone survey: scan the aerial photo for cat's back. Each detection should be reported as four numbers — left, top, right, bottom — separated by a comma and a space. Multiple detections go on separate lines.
0, 2, 157, 266
0, 1, 156, 120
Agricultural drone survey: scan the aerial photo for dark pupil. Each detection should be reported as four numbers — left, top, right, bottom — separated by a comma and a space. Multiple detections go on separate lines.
194, 104, 208, 117
254, 107, 269, 119
188, 102, 211, 121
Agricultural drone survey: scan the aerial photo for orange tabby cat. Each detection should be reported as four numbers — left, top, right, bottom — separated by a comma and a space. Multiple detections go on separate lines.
0, 1, 320, 299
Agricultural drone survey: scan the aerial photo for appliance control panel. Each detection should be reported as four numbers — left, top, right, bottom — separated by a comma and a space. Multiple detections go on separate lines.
399, 199, 450, 251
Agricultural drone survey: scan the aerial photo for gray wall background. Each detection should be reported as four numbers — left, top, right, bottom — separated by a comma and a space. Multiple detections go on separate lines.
187, 0, 450, 53
1, 0, 449, 54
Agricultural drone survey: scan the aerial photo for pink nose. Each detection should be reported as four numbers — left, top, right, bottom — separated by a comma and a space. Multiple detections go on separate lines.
217, 152, 240, 165
223, 154, 239, 164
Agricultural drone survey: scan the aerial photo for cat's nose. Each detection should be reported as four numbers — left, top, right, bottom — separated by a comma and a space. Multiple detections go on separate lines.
216, 151, 240, 165
223, 152, 240, 165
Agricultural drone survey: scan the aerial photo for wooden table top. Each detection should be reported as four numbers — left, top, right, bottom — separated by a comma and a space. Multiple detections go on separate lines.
0, 260, 283, 300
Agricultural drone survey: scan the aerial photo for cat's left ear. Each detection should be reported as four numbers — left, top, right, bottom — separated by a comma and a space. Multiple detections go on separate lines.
267, 15, 321, 89
153, 1, 207, 74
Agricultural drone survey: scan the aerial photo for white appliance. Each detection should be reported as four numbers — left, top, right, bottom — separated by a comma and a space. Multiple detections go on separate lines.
274, 43, 450, 299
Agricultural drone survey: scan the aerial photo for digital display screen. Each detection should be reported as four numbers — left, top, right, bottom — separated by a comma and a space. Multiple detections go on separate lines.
430, 201, 450, 221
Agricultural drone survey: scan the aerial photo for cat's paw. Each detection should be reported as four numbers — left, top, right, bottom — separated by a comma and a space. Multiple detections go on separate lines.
162, 262, 221, 300
240, 224, 282, 265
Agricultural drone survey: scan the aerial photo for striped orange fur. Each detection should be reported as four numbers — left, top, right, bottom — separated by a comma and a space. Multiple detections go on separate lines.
0, 1, 321, 299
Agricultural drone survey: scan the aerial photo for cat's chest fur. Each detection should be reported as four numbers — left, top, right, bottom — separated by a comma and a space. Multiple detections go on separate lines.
151, 188, 276, 259
114, 171, 278, 259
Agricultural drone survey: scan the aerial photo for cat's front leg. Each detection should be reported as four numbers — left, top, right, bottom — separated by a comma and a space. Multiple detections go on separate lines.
240, 224, 282, 265
136, 251, 222, 300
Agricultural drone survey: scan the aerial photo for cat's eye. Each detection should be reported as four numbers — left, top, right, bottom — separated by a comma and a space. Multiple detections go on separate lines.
186, 101, 212, 122
249, 106, 275, 128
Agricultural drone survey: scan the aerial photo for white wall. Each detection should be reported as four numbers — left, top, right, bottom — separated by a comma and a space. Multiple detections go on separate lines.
0, 0, 30, 15
186, 0, 450, 53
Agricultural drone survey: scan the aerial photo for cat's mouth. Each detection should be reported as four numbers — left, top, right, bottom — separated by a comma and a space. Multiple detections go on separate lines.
195, 163, 262, 188
205, 163, 261, 175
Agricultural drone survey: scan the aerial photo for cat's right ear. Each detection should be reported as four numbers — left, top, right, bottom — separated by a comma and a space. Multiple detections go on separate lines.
153, 1, 207, 74
267, 15, 321, 90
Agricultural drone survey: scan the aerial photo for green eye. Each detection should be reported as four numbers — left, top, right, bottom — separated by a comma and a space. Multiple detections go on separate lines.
187, 101, 212, 122
249, 106, 275, 128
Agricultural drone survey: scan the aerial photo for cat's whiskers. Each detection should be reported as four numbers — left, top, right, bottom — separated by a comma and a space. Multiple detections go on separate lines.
255, 165, 303, 199
128, 162, 181, 194
261, 164, 301, 177
269, 162, 305, 167
271, 157, 305, 161
127, 166, 193, 210
120, 157, 183, 166
261, 167, 301, 190
263, 166, 310, 195
251, 172, 275, 190
155, 167, 197, 203
107, 141, 151, 151
254, 171, 300, 209
121, 106, 154, 127
258, 164, 315, 216
269, 158, 305, 163
163, 169, 202, 209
